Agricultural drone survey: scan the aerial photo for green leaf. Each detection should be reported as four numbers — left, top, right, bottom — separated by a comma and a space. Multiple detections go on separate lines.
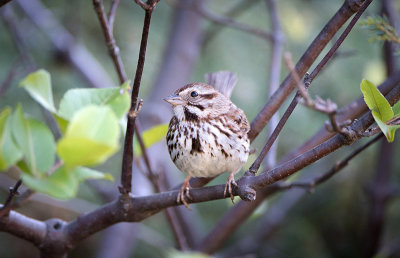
53, 114, 69, 135
22, 165, 113, 199
57, 105, 120, 167
74, 166, 113, 182
0, 108, 23, 171
58, 81, 130, 121
134, 123, 169, 156
11, 105, 56, 176
372, 111, 394, 142
392, 101, 400, 116
19, 69, 57, 113
21, 165, 77, 199
360, 79, 393, 122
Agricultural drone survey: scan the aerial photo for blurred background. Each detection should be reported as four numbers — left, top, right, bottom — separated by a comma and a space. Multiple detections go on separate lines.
1, 0, 399, 257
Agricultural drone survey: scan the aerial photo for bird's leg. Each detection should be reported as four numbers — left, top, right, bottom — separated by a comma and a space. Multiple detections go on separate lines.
177, 175, 192, 209
224, 172, 238, 203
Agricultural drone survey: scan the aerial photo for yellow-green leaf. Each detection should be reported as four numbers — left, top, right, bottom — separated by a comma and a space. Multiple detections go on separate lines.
19, 69, 56, 113
57, 105, 120, 167
74, 166, 113, 182
361, 79, 393, 122
392, 101, 400, 116
0, 108, 23, 171
134, 123, 169, 156
11, 105, 56, 176
58, 81, 130, 121
21, 165, 77, 199
22, 165, 113, 200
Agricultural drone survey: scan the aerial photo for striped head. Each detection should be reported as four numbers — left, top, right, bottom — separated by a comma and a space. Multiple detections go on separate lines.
163, 83, 232, 122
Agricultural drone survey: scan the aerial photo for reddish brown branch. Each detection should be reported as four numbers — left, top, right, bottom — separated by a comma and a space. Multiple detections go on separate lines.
280, 134, 383, 191
0, 179, 22, 217
93, 0, 127, 83
248, 0, 368, 141
1, 77, 399, 255
306, 0, 373, 86
120, 5, 157, 194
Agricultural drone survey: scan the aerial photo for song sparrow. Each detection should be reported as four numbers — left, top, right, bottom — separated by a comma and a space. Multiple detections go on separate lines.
164, 71, 250, 208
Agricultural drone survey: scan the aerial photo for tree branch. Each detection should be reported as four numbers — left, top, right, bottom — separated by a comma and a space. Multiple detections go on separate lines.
120, 3, 158, 194
264, 0, 285, 169
248, 0, 368, 141
194, 1, 273, 42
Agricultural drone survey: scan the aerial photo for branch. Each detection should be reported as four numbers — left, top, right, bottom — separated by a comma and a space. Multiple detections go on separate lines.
194, 1, 273, 42
120, 2, 159, 194
248, 0, 368, 141
264, 0, 285, 169
0, 179, 22, 217
92, 0, 127, 83
0, 207, 46, 246
279, 134, 383, 191
201, 0, 259, 47
305, 0, 373, 86
108, 0, 120, 33
0, 0, 13, 7
363, 1, 398, 256
16, 0, 114, 88
222, 134, 383, 256
194, 71, 400, 254
2, 76, 399, 255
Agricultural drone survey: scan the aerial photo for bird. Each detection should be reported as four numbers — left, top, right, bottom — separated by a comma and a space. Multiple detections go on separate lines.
164, 71, 250, 208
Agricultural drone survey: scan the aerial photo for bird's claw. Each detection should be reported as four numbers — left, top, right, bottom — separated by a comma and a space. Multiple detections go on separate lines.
224, 174, 237, 204
177, 184, 192, 210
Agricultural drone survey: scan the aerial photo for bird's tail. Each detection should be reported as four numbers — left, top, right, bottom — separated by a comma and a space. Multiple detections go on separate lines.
205, 71, 237, 99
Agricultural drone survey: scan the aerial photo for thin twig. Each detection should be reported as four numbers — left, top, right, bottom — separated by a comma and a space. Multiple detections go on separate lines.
17, 0, 114, 87
1, 80, 400, 254
0, 0, 13, 8
93, 0, 127, 83
0, 56, 23, 97
279, 134, 383, 191
194, 1, 273, 42
108, 0, 120, 33
0, 179, 22, 217
306, 0, 373, 85
92, 0, 190, 249
201, 0, 259, 47
247, 93, 300, 175
134, 122, 158, 186
284, 52, 312, 105
120, 2, 159, 194
284, 53, 346, 133
249, 0, 371, 141
0, 189, 34, 218
198, 1, 377, 251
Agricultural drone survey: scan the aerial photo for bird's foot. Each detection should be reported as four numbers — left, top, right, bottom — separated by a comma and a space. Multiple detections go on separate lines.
224, 173, 237, 204
177, 176, 192, 209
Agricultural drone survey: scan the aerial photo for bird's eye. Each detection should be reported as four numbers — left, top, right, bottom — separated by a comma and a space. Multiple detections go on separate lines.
190, 91, 198, 97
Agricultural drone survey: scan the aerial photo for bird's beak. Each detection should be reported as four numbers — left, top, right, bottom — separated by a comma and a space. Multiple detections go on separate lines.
163, 94, 185, 106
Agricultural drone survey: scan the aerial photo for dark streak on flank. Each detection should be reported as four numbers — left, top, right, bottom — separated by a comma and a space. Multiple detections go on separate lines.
184, 107, 198, 122
221, 148, 229, 158
214, 124, 230, 138
190, 136, 202, 154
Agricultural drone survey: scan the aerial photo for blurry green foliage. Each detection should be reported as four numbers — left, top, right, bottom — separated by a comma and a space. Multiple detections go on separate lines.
360, 16, 400, 44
